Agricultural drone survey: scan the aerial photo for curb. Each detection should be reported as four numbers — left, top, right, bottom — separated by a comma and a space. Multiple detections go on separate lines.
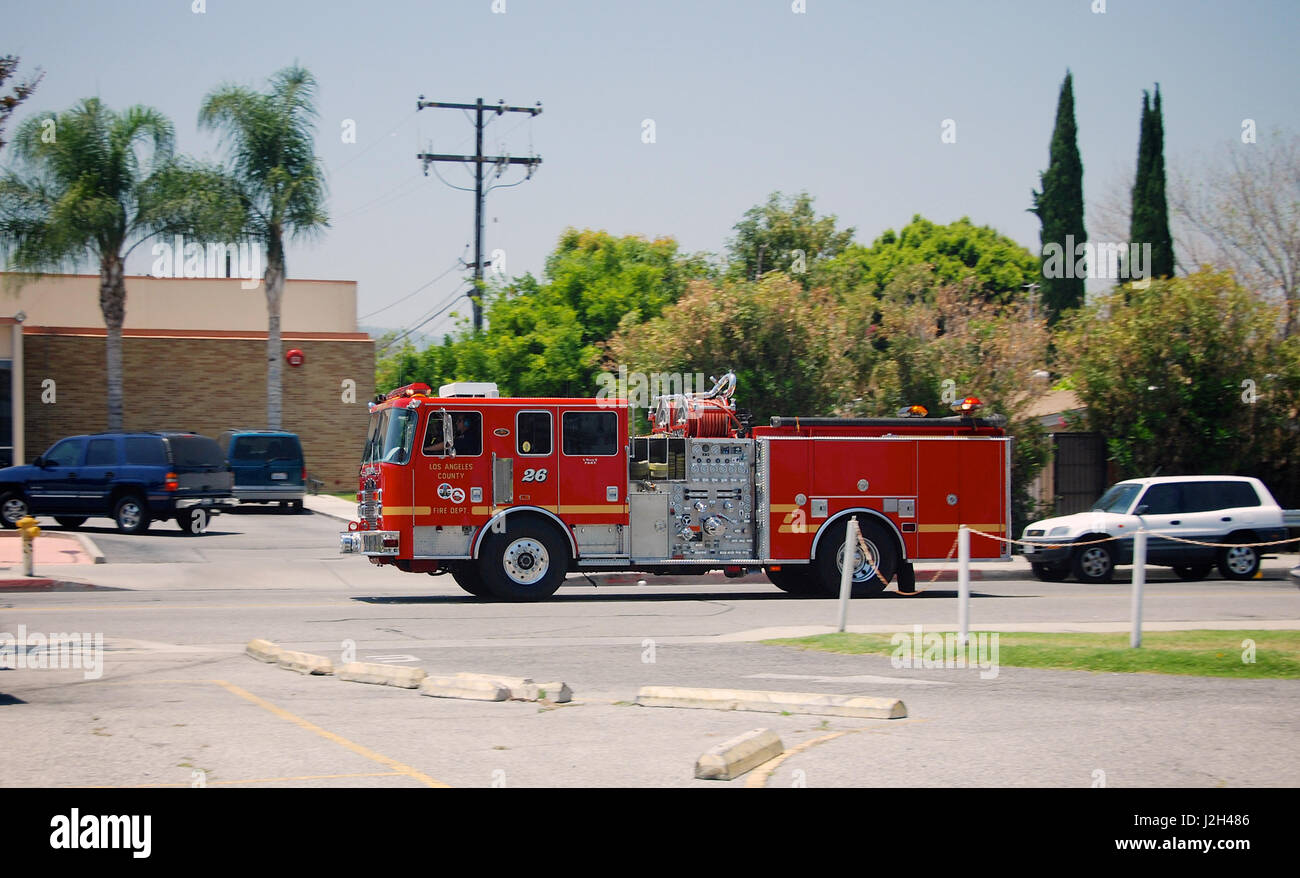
277, 649, 334, 675
337, 661, 426, 688
0, 578, 58, 590
695, 728, 784, 780
245, 639, 283, 663
454, 672, 573, 702
419, 675, 509, 701
302, 496, 355, 523
70, 532, 107, 565
636, 686, 907, 719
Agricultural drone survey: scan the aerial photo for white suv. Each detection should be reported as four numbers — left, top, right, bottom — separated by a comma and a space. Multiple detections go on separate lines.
1021, 476, 1292, 583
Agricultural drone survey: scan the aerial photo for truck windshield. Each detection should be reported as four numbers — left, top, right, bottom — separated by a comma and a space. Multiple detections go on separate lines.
361, 408, 418, 465
1091, 483, 1141, 514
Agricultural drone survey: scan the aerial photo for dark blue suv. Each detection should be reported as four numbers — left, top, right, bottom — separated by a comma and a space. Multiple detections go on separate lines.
0, 432, 237, 534
218, 430, 306, 512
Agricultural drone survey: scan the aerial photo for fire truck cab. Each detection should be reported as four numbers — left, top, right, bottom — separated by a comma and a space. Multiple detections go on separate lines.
340, 374, 1012, 601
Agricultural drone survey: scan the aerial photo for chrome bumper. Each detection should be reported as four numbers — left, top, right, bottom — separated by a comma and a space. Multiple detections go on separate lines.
176, 497, 239, 511
340, 530, 400, 555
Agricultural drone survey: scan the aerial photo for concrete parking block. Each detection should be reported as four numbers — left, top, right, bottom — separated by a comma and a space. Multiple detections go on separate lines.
695, 728, 784, 780
454, 672, 572, 702
276, 650, 334, 675
636, 686, 907, 719
419, 675, 509, 701
337, 661, 427, 689
245, 639, 283, 663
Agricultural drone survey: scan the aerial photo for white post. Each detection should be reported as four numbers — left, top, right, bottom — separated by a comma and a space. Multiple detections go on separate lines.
1130, 529, 1147, 649
22, 537, 33, 577
836, 516, 859, 632
958, 525, 971, 647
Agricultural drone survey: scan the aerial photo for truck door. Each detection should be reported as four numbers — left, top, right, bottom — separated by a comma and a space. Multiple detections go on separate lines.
512, 408, 558, 511
558, 408, 628, 556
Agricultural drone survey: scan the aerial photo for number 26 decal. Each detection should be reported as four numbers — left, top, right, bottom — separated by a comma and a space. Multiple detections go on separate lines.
521, 468, 549, 483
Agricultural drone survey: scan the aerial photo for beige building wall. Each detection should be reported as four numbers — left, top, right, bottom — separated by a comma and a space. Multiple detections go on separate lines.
2, 273, 358, 332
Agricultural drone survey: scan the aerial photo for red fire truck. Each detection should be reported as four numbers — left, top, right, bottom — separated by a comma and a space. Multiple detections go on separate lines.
340, 374, 1012, 601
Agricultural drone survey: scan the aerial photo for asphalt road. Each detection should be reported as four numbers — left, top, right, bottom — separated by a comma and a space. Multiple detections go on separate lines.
2, 508, 1298, 788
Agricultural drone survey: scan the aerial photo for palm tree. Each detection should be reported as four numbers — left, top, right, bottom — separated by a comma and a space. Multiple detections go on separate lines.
0, 98, 234, 430
199, 65, 329, 429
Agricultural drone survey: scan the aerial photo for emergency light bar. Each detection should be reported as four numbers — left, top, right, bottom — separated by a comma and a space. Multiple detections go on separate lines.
951, 396, 983, 414
385, 383, 432, 400
896, 404, 929, 418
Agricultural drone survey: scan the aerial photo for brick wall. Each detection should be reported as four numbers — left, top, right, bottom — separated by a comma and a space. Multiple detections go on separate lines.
23, 333, 373, 491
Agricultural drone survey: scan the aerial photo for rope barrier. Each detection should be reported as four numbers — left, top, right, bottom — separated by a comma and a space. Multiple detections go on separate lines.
965, 527, 1298, 551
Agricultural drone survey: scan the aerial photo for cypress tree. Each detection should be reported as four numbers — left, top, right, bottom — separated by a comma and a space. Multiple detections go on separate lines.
1031, 71, 1087, 323
1130, 85, 1175, 280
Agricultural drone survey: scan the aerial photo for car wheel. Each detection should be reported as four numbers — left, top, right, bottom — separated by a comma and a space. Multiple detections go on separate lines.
1173, 563, 1214, 581
1071, 543, 1115, 584
446, 563, 492, 598
113, 495, 151, 534
0, 492, 31, 528
177, 508, 209, 535
813, 518, 896, 597
765, 565, 821, 596
1217, 543, 1260, 581
478, 522, 568, 601
1032, 562, 1070, 582
54, 516, 88, 530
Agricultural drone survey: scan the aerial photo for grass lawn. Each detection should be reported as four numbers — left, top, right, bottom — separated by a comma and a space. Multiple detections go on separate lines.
762, 630, 1300, 679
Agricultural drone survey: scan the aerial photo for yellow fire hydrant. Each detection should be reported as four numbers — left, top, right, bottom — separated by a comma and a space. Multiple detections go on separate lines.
16, 515, 40, 577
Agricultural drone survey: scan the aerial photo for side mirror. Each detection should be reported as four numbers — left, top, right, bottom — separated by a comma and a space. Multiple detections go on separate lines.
1134, 504, 1149, 516
34, 456, 47, 468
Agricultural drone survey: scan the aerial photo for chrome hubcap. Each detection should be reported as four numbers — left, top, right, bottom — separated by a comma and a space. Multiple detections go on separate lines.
3, 498, 27, 524
503, 538, 548, 585
1225, 546, 1255, 575
837, 537, 879, 582
119, 503, 141, 529
1080, 548, 1111, 578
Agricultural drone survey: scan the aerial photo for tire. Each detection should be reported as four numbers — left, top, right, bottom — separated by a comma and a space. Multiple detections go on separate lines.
176, 508, 209, 535
447, 563, 492, 598
54, 516, 88, 530
0, 491, 30, 528
1172, 563, 1214, 581
812, 518, 897, 598
765, 565, 821, 596
113, 495, 151, 534
1032, 562, 1070, 582
478, 522, 568, 602
1217, 542, 1260, 581
895, 562, 917, 594
1071, 543, 1115, 584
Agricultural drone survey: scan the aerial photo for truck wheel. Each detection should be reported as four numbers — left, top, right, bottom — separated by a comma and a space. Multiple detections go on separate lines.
1031, 563, 1070, 582
1071, 544, 1114, 584
1217, 543, 1260, 581
447, 563, 492, 598
479, 522, 568, 602
54, 516, 88, 530
177, 508, 209, 535
0, 492, 30, 528
813, 518, 896, 598
765, 565, 820, 596
114, 495, 151, 534
1173, 563, 1214, 581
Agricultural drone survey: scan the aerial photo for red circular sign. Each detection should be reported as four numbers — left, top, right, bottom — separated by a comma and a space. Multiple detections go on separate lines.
286, 348, 305, 367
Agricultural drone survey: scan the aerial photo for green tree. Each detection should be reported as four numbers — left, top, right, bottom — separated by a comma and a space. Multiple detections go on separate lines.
726, 191, 853, 286
1059, 270, 1300, 504
1130, 85, 1174, 280
0, 56, 43, 153
0, 98, 234, 429
815, 215, 1039, 303
1030, 71, 1087, 323
199, 65, 329, 429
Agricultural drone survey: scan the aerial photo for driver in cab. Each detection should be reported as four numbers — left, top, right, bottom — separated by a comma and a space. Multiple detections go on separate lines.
426, 413, 479, 456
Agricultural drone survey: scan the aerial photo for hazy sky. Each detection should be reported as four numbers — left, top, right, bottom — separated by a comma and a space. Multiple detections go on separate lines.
5, 0, 1297, 338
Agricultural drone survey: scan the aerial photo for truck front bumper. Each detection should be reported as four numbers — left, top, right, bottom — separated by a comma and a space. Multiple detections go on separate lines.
340, 530, 400, 555
1019, 539, 1074, 564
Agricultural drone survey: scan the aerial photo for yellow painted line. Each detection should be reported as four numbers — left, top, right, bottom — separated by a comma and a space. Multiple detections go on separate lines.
558, 505, 629, 515
381, 506, 431, 516
770, 504, 800, 513
918, 524, 1006, 533
211, 680, 449, 788
85, 772, 404, 788
0, 603, 351, 613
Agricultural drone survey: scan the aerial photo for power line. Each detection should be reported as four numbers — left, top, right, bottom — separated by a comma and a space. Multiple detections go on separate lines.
416, 96, 543, 333
359, 251, 468, 321
378, 284, 474, 353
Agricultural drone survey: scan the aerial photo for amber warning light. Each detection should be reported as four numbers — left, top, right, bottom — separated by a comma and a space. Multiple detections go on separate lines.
951, 396, 983, 414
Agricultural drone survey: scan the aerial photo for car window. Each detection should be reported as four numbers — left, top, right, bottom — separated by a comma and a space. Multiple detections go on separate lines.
423, 411, 482, 457
1091, 483, 1140, 513
563, 411, 618, 456
43, 439, 84, 467
233, 435, 302, 462
125, 437, 169, 466
168, 437, 226, 467
1138, 483, 1182, 515
86, 438, 118, 466
1209, 481, 1260, 509
517, 411, 552, 456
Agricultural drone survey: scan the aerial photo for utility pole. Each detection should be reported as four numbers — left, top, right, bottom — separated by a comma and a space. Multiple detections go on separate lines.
416, 97, 542, 333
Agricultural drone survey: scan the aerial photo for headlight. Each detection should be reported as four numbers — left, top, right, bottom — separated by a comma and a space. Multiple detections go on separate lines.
1048, 526, 1070, 537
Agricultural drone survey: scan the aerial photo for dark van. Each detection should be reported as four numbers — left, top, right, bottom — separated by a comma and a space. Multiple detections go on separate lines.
0, 432, 237, 533
218, 431, 306, 511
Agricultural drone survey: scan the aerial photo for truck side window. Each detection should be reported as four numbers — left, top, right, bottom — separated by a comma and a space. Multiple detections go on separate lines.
423, 411, 482, 457
562, 411, 617, 456
517, 411, 552, 456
